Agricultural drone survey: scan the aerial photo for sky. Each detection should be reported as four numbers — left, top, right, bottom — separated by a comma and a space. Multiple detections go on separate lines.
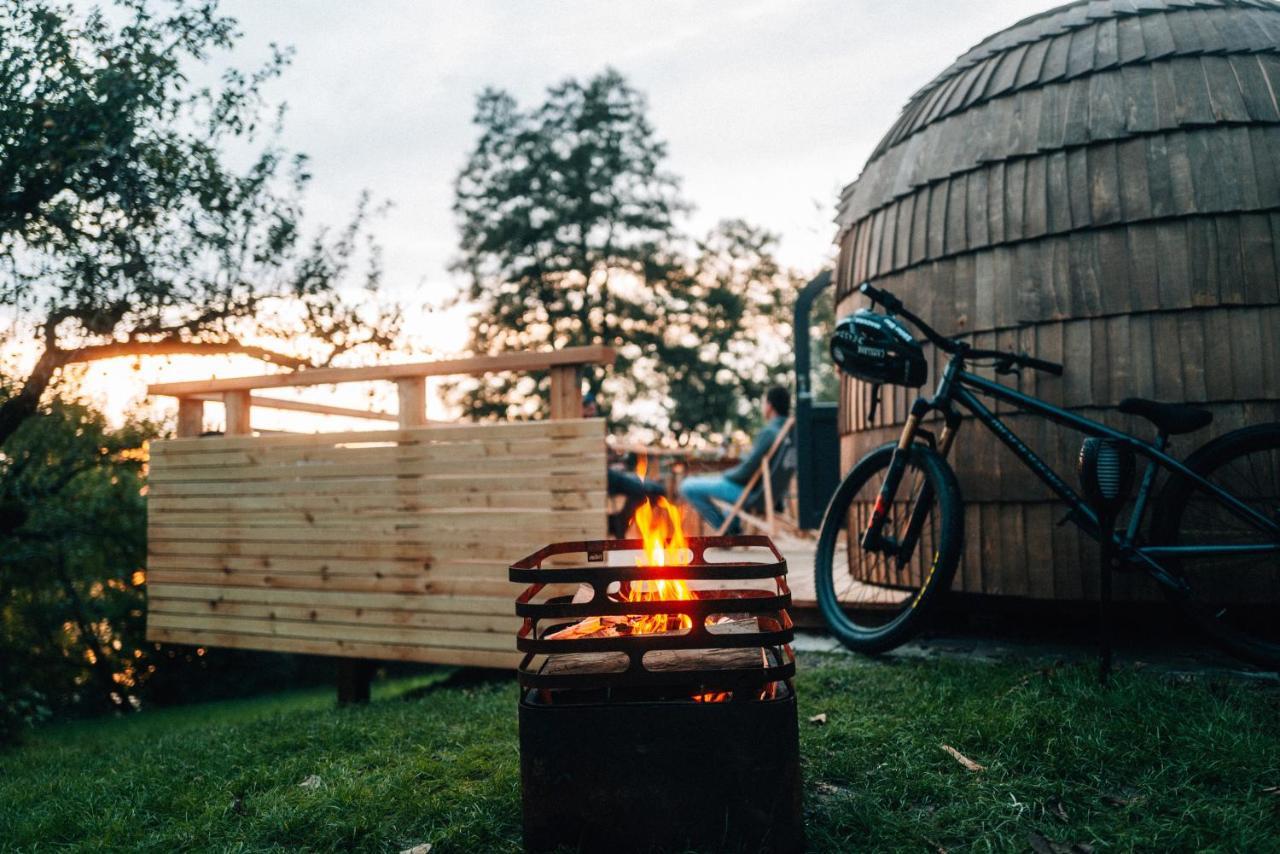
219, 0, 1052, 322
21, 0, 1057, 429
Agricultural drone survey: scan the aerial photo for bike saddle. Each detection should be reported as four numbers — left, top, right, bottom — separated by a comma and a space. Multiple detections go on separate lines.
1118, 397, 1213, 435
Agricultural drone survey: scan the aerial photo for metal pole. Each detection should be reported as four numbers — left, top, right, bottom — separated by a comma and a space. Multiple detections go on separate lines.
1098, 511, 1114, 684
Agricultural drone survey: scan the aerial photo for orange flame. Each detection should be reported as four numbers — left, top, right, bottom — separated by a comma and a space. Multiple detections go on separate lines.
625, 493, 693, 634
549, 459, 731, 701
625, 489, 729, 701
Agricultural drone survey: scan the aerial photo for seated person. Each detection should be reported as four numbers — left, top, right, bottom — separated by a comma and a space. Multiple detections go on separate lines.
583, 392, 666, 538
679, 386, 789, 535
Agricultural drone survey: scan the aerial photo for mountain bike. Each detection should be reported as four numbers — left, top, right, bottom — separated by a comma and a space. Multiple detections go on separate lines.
815, 283, 1280, 668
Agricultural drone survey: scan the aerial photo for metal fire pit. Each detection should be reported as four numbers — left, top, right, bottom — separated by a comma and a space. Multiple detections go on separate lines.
511, 535, 804, 854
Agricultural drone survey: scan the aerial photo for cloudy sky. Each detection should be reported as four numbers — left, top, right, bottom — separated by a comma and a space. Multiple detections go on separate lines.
219, 0, 1052, 354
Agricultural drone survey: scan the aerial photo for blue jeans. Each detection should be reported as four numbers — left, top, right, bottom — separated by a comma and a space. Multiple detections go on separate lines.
679, 474, 745, 535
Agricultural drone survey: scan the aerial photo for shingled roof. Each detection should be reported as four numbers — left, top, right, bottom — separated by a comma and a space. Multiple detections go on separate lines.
837, 0, 1280, 243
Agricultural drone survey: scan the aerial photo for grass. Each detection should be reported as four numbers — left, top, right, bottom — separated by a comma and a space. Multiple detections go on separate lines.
2, 655, 1278, 852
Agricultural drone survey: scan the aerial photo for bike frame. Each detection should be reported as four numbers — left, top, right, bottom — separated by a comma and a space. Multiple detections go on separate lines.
866, 353, 1280, 595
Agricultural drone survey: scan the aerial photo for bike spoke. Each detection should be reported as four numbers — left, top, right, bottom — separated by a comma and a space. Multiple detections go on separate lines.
1173, 444, 1280, 649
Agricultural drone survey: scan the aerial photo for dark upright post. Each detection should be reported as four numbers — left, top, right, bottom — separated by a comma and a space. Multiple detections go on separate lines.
1077, 437, 1135, 686
793, 269, 841, 530
337, 659, 374, 705
1097, 510, 1114, 684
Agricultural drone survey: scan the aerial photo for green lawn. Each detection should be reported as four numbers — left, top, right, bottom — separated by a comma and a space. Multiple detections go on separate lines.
2, 656, 1278, 852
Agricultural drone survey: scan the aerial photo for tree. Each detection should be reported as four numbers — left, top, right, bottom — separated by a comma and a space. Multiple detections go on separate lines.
0, 0, 399, 448
658, 220, 799, 443
452, 69, 804, 440
451, 68, 685, 419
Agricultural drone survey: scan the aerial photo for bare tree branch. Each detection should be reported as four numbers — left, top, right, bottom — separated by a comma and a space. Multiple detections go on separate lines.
62, 339, 308, 370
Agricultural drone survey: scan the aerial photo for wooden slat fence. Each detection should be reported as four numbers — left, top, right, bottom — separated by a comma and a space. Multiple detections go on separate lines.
146, 419, 606, 668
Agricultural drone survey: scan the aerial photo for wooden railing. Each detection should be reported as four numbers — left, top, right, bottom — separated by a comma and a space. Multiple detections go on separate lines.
147, 344, 615, 434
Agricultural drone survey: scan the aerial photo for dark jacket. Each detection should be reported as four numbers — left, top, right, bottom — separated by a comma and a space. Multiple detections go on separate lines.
722, 416, 787, 486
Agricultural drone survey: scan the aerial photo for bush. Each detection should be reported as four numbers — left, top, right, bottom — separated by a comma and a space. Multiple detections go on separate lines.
0, 393, 337, 744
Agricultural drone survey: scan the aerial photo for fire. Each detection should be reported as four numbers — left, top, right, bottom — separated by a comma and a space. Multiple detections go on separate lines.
624, 495, 693, 635
543, 461, 735, 702
627, 485, 729, 703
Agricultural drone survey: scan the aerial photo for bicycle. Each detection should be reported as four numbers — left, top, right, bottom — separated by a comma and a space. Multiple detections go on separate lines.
815, 282, 1280, 668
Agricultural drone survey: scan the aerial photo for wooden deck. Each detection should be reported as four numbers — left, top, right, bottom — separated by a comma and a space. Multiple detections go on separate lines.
738, 535, 907, 629
773, 537, 822, 627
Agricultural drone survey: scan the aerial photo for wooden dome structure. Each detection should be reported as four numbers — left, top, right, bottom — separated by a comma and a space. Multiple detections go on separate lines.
834, 0, 1280, 600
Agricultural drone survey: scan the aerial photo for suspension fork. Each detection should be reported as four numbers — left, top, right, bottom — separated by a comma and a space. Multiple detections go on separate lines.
860, 397, 932, 554
895, 407, 962, 567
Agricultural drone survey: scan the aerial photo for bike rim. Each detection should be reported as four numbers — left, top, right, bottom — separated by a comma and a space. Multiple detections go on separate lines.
821, 456, 946, 637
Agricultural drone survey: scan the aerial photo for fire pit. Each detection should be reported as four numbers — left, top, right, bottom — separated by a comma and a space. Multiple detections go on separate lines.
510, 500, 803, 853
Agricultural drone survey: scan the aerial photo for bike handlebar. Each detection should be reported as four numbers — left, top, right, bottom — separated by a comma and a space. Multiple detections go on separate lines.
858, 282, 1064, 377
1011, 353, 1065, 376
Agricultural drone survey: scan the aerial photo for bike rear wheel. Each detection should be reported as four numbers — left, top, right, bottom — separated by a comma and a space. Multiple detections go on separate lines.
814, 442, 963, 654
1153, 423, 1280, 669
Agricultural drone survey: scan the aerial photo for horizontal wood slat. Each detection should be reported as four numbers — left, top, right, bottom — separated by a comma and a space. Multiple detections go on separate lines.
147, 506, 604, 528
149, 435, 605, 472
148, 613, 515, 651
147, 473, 603, 498
148, 453, 601, 484
151, 418, 604, 453
148, 571, 521, 597
146, 419, 607, 664
147, 490, 605, 514
149, 600, 520, 635
147, 627, 523, 668
147, 584, 516, 613
147, 555, 545, 579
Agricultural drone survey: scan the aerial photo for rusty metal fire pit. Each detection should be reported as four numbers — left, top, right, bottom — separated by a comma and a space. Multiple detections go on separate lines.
511, 535, 804, 853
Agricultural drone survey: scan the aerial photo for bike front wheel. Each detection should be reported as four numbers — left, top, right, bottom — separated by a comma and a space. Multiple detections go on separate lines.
814, 441, 964, 654
1153, 423, 1280, 669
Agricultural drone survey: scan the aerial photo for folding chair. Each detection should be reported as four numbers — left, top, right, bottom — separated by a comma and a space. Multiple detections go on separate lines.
710, 416, 802, 538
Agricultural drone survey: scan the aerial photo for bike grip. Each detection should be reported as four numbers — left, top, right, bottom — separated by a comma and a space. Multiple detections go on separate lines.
858, 282, 902, 312
1021, 353, 1064, 376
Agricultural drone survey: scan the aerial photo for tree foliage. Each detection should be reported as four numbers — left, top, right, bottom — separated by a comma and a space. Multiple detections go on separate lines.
0, 0, 399, 448
0, 384, 334, 745
452, 69, 684, 420
451, 69, 799, 442
0, 387, 152, 741
657, 220, 800, 440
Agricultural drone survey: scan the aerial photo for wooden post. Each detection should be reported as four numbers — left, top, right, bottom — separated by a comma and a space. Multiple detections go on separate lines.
336, 659, 374, 705
549, 366, 581, 420
761, 464, 776, 537
223, 390, 252, 436
176, 398, 205, 437
396, 377, 427, 428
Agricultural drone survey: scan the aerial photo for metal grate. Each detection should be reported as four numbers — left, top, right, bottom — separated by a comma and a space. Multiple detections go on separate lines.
510, 535, 796, 702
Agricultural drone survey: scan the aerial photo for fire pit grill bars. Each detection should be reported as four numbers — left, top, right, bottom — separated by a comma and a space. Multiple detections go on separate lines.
512, 534, 805, 853
511, 534, 795, 700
